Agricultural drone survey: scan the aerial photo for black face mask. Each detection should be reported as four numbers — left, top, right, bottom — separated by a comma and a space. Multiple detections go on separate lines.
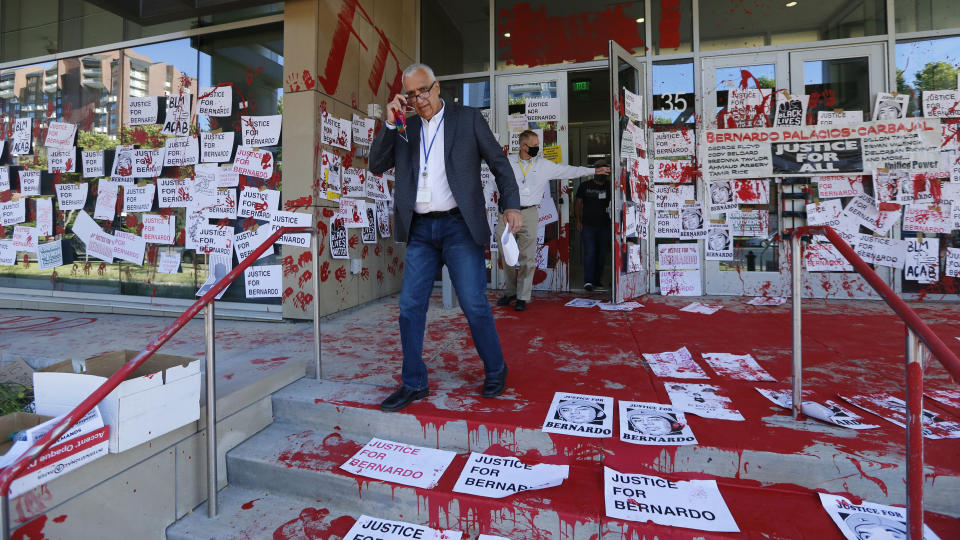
526, 145, 540, 157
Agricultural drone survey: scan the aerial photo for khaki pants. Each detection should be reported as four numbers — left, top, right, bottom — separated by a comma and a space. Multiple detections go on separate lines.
496, 206, 540, 302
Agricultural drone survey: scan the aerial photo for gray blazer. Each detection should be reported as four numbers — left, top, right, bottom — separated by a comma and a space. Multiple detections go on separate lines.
369, 102, 521, 246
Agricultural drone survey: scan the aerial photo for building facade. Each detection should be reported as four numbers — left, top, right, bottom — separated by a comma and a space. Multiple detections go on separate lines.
0, 1, 958, 320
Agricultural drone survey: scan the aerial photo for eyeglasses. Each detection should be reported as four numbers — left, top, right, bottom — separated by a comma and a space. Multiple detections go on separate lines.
404, 81, 437, 102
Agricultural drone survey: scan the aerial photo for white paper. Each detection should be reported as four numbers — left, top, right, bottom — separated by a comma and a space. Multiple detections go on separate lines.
232, 148, 274, 179
195, 224, 233, 257
619, 402, 697, 446
196, 254, 232, 300
657, 244, 699, 270
163, 136, 199, 167
244, 265, 282, 298
0, 241, 15, 265
597, 301, 644, 311
79, 149, 104, 178
854, 234, 906, 269
653, 130, 696, 158
35, 197, 53, 237
123, 184, 156, 213
337, 198, 369, 228
241, 115, 282, 147
654, 159, 695, 184
342, 515, 462, 540
926, 388, 960, 409
329, 217, 349, 259
0, 166, 9, 191
452, 452, 569, 498
756, 388, 879, 430
643, 347, 708, 379
525, 97, 561, 122
85, 231, 115, 263
922, 89, 959, 118
352, 114, 377, 146
747, 296, 786, 306
376, 201, 391, 238
840, 392, 960, 439
946, 247, 960, 278
872, 93, 908, 121
701, 353, 773, 381
200, 132, 235, 163
321, 113, 351, 150
11, 226, 37, 253
541, 392, 614, 438
659, 270, 702, 296
819, 493, 941, 540
161, 94, 192, 136
47, 148, 77, 173
679, 202, 705, 240
623, 88, 643, 121
127, 97, 159, 126
905, 237, 940, 284
112, 230, 146, 265
341, 438, 456, 489
0, 199, 26, 227
44, 121, 77, 149
112, 148, 164, 179
197, 86, 232, 116
806, 199, 843, 226
804, 242, 853, 272
678, 302, 722, 315
665, 382, 745, 421
727, 210, 769, 237
565, 298, 601, 308
18, 170, 41, 196
70, 211, 99, 244
705, 223, 733, 261
604, 467, 739, 532
158, 251, 181, 274
141, 214, 175, 244
817, 110, 863, 125
709, 181, 736, 215
11, 118, 32, 155
237, 187, 280, 221
233, 227, 275, 261
903, 204, 951, 234
36, 240, 62, 270
773, 93, 807, 127
341, 167, 365, 198
815, 175, 865, 198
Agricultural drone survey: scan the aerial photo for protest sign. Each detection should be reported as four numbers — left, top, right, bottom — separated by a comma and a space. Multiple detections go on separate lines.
452, 453, 569, 498
725, 88, 769, 128
604, 467, 739, 532
624, 88, 643, 121
44, 121, 76, 149
923, 89, 960, 118
731, 179, 769, 204
804, 242, 853, 272
195, 225, 233, 257
244, 265, 282, 298
525, 97, 560, 122
81, 150, 105, 178
341, 167, 365, 198
35, 197, 52, 236
597, 301, 644, 311
626, 244, 642, 272
654, 159, 695, 184
926, 388, 960, 409
703, 119, 942, 181
12, 226, 37, 253
0, 167, 9, 191
854, 234, 906, 269
37, 240, 63, 270
727, 210, 768, 237
196, 255, 232, 299
237, 187, 280, 221
365, 172, 391, 201
0, 199, 25, 227
47, 148, 76, 173
653, 130, 695, 158
70, 211, 98, 244
709, 181, 736, 215
903, 204, 951, 234
541, 392, 614, 438
643, 347, 708, 379
232, 148, 274, 179
233, 227, 274, 261
657, 244, 699, 270
679, 202, 705, 240
844, 194, 898, 234
337, 198, 369, 228
659, 270, 701, 296
747, 296, 786, 306
200, 132, 235, 163
352, 114, 376, 146
11, 118, 32, 155
896, 174, 937, 205
343, 516, 461, 540
158, 251, 181, 274
341, 438, 456, 489
773, 93, 807, 127
321, 113, 351, 150
161, 95, 192, 136
705, 223, 733, 261
815, 175, 865, 198
806, 199, 843, 226
163, 136, 199, 167
0, 241, 14, 265
905, 237, 940, 284
112, 148, 164, 179
113, 231, 146, 265
619, 402, 697, 445
93, 181, 119, 221
665, 382, 744, 420
361, 206, 377, 244
376, 201, 392, 238
947, 247, 960, 278
756, 388, 879, 430
123, 184, 155, 213
128, 97, 159, 126
655, 184, 695, 211
157, 177, 191, 208
817, 110, 863, 125
18, 170, 40, 196
241, 115, 282, 147
819, 493, 942, 540
872, 169, 904, 203
840, 392, 960, 439
872, 93, 908, 120
701, 353, 773, 381
197, 86, 232, 116
141, 214, 175, 244
202, 189, 237, 220
329, 218, 349, 259
565, 298, 601, 308
85, 231, 115, 263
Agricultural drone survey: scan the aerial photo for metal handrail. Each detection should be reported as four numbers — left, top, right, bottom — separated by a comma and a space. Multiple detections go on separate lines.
0, 224, 317, 538
789, 225, 960, 540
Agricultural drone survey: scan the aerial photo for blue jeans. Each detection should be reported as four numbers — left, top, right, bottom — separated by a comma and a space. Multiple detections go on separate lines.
398, 213, 506, 390
581, 225, 608, 286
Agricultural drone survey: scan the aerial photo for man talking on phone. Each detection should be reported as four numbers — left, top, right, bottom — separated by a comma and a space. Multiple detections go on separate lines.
369, 63, 522, 412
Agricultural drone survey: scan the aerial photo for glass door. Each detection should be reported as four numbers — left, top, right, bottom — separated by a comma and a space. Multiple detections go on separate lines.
789, 44, 887, 299
609, 41, 649, 302
494, 71, 570, 292
702, 52, 790, 296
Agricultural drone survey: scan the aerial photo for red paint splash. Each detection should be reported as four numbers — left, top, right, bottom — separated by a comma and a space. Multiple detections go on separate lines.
658, 0, 683, 50
51, 516, 66, 524
273, 507, 354, 540
241, 498, 261, 510
11, 514, 47, 540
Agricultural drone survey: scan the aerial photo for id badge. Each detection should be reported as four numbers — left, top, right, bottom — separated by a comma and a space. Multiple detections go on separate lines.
417, 185, 432, 203
599, 192, 607, 200
519, 186, 531, 198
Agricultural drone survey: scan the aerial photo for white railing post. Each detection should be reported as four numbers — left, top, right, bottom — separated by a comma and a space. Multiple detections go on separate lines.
311, 230, 322, 379
905, 329, 924, 538
791, 232, 803, 420
204, 302, 217, 518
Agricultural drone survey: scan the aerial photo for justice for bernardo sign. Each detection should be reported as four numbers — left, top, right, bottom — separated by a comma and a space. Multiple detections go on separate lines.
341, 438, 456, 489
343, 516, 462, 540
452, 453, 569, 498
541, 392, 614, 438
702, 119, 942, 181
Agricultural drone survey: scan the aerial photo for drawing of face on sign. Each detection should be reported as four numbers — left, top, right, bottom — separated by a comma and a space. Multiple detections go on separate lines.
628, 410, 685, 437
708, 227, 731, 252
681, 206, 703, 231
841, 512, 906, 540
556, 400, 606, 425
710, 182, 732, 204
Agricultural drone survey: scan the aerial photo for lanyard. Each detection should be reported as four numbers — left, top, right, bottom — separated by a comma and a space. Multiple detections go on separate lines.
518, 157, 533, 180
420, 112, 445, 175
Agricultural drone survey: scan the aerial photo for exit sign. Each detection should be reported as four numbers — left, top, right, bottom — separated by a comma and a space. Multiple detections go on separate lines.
573, 80, 590, 92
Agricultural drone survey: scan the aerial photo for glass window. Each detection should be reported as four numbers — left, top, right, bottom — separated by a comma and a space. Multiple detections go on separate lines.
422, 0, 490, 75
700, 0, 886, 52
652, 0, 691, 54
439, 78, 490, 109
1, 0, 60, 62
895, 0, 960, 33
896, 36, 960, 118
496, 0, 645, 70
59, 2, 124, 52
652, 60, 695, 125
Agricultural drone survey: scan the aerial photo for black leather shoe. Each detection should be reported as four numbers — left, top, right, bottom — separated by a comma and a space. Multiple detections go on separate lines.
380, 386, 429, 412
481, 365, 508, 398
496, 295, 516, 306
514, 300, 527, 311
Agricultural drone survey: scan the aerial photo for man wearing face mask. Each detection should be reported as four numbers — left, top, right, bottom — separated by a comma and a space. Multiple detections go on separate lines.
575, 164, 611, 292
495, 130, 610, 311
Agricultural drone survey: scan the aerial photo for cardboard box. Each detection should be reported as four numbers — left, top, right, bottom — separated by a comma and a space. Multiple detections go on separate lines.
0, 409, 109, 497
34, 350, 200, 453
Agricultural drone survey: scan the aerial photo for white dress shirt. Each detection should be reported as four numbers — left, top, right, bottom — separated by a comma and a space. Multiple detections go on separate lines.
510, 156, 595, 207
413, 101, 456, 213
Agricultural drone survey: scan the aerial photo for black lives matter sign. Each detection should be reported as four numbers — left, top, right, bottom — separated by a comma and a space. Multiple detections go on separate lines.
772, 139, 863, 174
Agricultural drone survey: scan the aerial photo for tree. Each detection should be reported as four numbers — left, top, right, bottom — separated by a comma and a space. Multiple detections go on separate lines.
896, 69, 909, 94
912, 61, 958, 93
757, 76, 776, 90
77, 130, 119, 151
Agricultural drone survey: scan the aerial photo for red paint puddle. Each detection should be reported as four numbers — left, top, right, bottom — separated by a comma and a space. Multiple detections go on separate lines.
11, 514, 47, 540
272, 507, 354, 540
241, 498, 261, 510
276, 432, 363, 474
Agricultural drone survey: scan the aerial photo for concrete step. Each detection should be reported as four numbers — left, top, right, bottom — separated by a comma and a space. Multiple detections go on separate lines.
272, 378, 960, 516
224, 422, 604, 539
